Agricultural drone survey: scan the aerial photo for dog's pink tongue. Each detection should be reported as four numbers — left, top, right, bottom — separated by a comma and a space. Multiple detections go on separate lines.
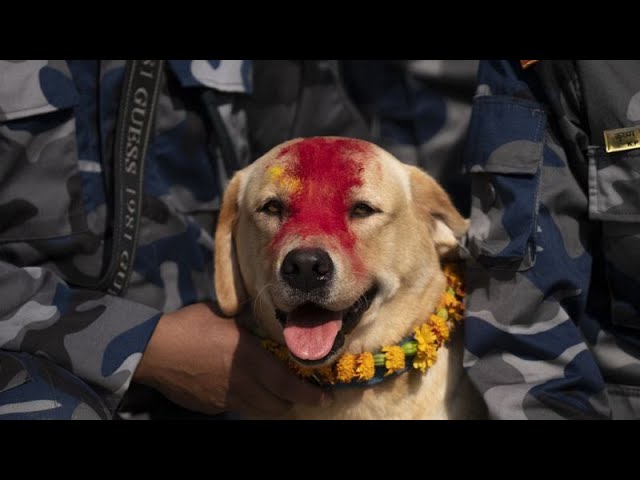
283, 305, 343, 360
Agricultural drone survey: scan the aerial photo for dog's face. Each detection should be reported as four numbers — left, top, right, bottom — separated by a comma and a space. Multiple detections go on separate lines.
215, 137, 467, 368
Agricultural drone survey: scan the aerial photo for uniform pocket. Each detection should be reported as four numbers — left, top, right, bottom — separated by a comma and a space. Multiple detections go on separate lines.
589, 146, 640, 329
0, 61, 88, 243
465, 95, 546, 271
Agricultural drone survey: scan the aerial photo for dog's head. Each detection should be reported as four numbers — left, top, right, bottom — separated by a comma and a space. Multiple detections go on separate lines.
215, 137, 467, 368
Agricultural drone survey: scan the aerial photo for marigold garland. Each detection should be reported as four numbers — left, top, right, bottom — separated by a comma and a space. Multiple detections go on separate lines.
261, 263, 465, 385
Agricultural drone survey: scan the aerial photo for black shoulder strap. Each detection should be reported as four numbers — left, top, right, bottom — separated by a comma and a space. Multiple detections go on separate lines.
70, 60, 164, 296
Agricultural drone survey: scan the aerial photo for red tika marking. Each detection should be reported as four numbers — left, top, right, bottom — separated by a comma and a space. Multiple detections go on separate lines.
271, 138, 371, 254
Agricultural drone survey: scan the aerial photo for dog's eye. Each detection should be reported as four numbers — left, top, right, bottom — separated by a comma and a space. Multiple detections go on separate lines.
350, 202, 378, 219
259, 199, 283, 217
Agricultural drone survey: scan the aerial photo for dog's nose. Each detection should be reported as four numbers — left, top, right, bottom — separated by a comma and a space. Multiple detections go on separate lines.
281, 248, 334, 292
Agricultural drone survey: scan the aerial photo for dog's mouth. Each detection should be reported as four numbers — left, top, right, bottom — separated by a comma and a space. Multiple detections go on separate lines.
275, 285, 378, 366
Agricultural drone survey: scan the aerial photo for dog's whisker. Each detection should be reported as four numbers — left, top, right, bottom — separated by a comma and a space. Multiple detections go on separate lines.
253, 283, 275, 318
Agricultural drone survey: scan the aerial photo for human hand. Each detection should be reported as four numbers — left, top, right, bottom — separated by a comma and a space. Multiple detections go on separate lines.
133, 302, 330, 418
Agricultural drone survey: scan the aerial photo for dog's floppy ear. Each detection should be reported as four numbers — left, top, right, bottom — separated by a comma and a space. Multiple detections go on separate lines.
408, 166, 469, 257
214, 171, 247, 316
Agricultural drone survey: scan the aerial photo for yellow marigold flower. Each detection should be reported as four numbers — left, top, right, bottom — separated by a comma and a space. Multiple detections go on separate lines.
335, 353, 356, 383
316, 365, 336, 385
443, 264, 459, 282
450, 301, 464, 322
450, 308, 464, 323
414, 323, 436, 350
413, 323, 439, 373
442, 291, 458, 308
413, 348, 438, 373
443, 264, 464, 294
413, 356, 428, 373
429, 314, 450, 342
355, 352, 375, 381
381, 345, 405, 375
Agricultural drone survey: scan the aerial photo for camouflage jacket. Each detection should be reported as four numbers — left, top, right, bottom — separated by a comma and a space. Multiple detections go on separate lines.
0, 60, 251, 413
464, 60, 640, 419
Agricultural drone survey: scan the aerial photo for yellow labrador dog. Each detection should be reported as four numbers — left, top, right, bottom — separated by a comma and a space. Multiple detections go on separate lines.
214, 137, 483, 419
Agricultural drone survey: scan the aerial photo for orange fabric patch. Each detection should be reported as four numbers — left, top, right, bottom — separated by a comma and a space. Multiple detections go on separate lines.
520, 60, 539, 69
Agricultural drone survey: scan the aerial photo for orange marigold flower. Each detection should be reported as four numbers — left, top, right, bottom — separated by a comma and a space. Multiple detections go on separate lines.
381, 345, 405, 375
355, 352, 375, 381
429, 314, 450, 342
335, 353, 356, 383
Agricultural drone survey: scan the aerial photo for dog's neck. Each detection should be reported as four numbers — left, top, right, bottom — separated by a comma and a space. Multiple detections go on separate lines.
262, 263, 465, 388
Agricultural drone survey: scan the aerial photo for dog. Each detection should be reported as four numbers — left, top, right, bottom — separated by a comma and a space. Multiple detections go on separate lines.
214, 137, 484, 419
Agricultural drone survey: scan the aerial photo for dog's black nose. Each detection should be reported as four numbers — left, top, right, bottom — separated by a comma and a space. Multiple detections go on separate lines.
281, 248, 334, 292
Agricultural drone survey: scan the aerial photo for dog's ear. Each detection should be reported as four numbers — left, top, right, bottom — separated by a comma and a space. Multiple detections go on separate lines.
408, 166, 469, 257
214, 171, 247, 316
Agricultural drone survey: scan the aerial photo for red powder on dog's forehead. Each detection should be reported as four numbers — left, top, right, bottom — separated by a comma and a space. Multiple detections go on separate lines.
271, 138, 372, 252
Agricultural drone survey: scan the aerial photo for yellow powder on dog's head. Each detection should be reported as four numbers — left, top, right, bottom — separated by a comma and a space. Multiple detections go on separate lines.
268, 165, 301, 194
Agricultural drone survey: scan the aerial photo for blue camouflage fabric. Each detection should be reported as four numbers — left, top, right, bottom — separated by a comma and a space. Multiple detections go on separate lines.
342, 60, 478, 215
464, 60, 640, 419
0, 60, 251, 419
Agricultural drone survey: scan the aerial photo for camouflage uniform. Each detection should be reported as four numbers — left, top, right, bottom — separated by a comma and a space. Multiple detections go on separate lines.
246, 60, 478, 215
464, 60, 640, 419
0, 60, 251, 419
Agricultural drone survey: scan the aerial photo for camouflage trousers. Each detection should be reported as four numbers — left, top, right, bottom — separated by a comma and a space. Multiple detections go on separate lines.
0, 351, 111, 420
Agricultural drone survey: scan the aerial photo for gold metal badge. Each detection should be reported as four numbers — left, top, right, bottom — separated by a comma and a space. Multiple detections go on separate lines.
604, 126, 640, 153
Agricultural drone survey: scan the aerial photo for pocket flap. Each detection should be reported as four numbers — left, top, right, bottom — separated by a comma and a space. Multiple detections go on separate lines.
467, 95, 546, 175
0, 60, 79, 122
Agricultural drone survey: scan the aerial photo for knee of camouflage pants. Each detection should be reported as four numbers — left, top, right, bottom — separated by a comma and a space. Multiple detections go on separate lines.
0, 350, 111, 420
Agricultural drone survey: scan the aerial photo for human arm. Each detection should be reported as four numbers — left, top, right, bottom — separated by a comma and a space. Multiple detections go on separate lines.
0, 261, 161, 413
